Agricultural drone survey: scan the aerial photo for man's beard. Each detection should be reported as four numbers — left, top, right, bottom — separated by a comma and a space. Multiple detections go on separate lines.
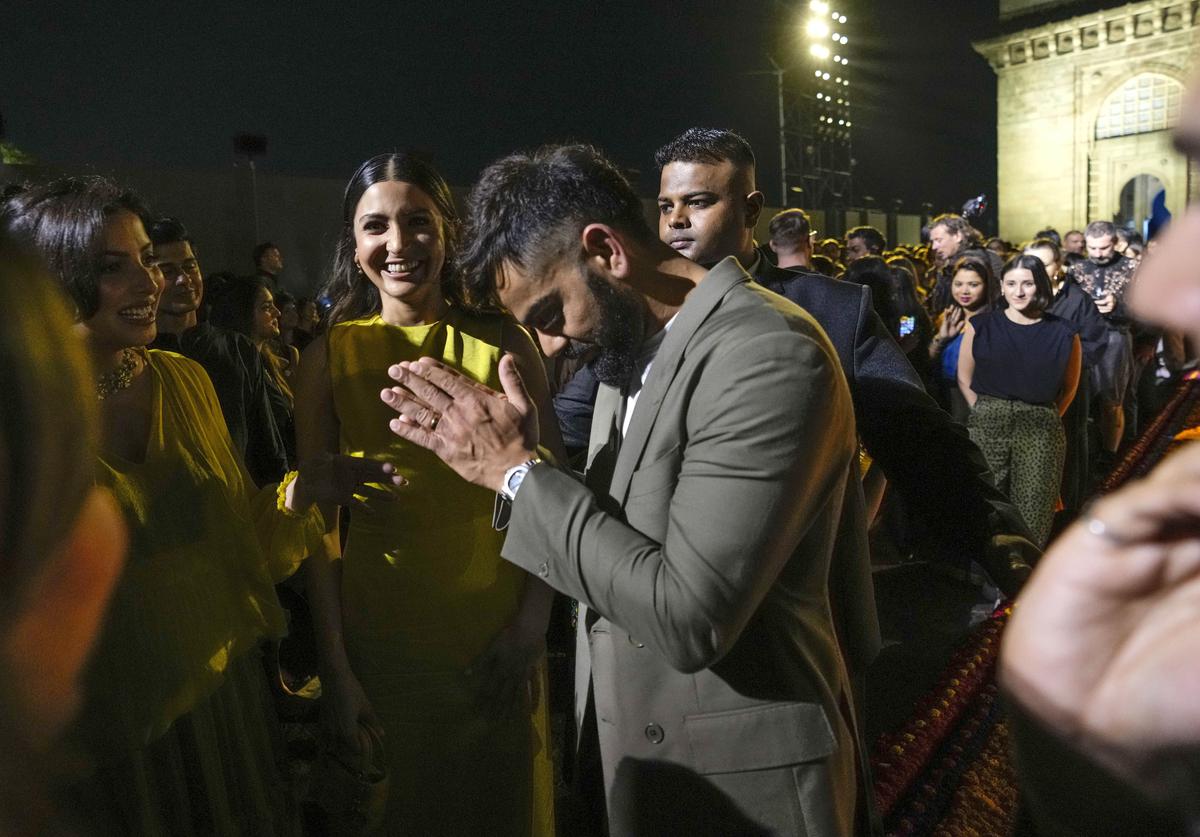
581, 266, 646, 389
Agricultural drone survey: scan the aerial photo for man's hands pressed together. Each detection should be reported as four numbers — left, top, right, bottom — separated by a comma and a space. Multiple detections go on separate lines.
380, 353, 540, 492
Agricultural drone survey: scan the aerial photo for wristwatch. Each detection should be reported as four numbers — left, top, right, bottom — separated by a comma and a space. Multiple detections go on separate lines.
499, 458, 543, 502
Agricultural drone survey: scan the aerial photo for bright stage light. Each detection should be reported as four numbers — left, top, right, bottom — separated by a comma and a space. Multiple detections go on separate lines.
840, 57, 849, 65
839, 36, 848, 44
822, 72, 831, 79
810, 43, 830, 59
839, 14, 847, 23
806, 18, 830, 39
809, 0, 829, 12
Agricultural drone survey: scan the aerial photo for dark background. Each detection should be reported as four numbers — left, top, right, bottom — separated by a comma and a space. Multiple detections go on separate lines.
1, 0, 998, 213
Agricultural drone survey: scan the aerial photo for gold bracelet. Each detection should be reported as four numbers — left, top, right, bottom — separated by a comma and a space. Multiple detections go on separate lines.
276, 470, 305, 519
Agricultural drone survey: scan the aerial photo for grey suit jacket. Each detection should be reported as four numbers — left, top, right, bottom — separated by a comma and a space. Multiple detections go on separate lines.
502, 258, 870, 836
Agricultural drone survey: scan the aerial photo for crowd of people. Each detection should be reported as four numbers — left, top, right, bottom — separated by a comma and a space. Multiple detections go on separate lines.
0, 110, 1197, 837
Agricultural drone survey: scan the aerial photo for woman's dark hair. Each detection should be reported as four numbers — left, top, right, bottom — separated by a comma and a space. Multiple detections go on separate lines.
208, 276, 269, 339
323, 152, 461, 326
1000, 254, 1055, 313
275, 290, 296, 310
950, 256, 1000, 307
844, 256, 901, 335
1, 176, 149, 319
1024, 237, 1062, 267
810, 254, 838, 278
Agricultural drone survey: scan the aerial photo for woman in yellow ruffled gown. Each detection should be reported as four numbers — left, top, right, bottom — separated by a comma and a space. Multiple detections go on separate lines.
297, 153, 562, 835
4, 177, 389, 836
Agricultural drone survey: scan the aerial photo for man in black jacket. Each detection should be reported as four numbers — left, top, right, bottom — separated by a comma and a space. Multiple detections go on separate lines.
652, 128, 1037, 593
149, 218, 289, 486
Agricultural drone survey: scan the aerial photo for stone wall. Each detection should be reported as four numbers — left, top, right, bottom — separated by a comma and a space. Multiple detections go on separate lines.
974, 0, 1198, 241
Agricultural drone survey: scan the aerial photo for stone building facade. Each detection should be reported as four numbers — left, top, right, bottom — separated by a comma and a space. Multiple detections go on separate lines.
973, 0, 1199, 240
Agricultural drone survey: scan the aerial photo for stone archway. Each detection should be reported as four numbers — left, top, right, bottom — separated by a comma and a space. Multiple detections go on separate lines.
1116, 173, 1164, 235
1087, 72, 1187, 226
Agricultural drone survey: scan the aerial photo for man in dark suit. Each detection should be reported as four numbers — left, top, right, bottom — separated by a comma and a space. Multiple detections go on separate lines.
653, 128, 1037, 594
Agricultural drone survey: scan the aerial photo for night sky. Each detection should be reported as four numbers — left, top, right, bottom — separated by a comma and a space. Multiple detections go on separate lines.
2, 0, 999, 216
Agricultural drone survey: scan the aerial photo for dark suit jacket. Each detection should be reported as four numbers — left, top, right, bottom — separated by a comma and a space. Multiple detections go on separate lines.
753, 261, 1038, 575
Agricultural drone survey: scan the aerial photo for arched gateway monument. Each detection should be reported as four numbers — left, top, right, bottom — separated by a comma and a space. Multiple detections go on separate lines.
973, 0, 1199, 241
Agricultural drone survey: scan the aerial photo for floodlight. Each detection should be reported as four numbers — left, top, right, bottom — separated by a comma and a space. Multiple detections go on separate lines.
809, 0, 829, 12
810, 43, 830, 59
806, 18, 830, 38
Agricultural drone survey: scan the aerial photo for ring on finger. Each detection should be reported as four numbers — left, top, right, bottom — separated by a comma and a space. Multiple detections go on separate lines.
1080, 502, 1133, 547
429, 413, 440, 432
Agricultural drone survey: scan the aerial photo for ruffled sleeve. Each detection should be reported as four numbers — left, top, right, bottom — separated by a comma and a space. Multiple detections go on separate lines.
164, 351, 324, 581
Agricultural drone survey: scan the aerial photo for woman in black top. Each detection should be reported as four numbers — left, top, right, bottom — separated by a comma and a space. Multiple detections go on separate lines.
958, 255, 1082, 545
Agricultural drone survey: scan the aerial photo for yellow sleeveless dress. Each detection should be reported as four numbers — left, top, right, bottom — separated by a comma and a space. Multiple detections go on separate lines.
328, 309, 554, 836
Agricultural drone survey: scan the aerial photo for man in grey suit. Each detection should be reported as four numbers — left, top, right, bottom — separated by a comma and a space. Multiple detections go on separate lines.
381, 144, 871, 836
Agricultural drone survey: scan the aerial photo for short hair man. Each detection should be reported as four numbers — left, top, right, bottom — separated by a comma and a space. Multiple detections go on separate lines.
845, 225, 886, 262
653, 127, 1036, 594
767, 208, 813, 269
383, 143, 868, 835
1077, 219, 1140, 455
253, 240, 283, 288
1063, 229, 1085, 255
150, 219, 288, 485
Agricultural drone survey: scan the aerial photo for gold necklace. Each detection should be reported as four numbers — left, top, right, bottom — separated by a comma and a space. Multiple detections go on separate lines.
97, 348, 140, 400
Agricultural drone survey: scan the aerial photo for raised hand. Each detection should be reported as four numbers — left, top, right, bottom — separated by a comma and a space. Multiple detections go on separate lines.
938, 305, 964, 339
379, 354, 539, 492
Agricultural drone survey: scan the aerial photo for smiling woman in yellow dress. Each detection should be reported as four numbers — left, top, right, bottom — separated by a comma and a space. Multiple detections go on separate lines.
297, 152, 563, 835
2, 177, 390, 836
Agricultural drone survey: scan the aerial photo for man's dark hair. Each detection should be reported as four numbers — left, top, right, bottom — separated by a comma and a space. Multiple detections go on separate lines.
1000, 254, 1055, 312
252, 240, 277, 267
846, 225, 886, 254
653, 127, 755, 171
1034, 228, 1061, 247
930, 213, 983, 250
1084, 220, 1117, 240
768, 209, 812, 250
810, 254, 838, 277
1, 176, 149, 319
459, 143, 655, 310
147, 216, 191, 247
1115, 228, 1144, 247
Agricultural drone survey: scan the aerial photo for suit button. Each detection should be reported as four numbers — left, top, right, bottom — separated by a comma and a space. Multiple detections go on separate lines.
644, 723, 664, 744
627, 635, 645, 648
537, 562, 549, 578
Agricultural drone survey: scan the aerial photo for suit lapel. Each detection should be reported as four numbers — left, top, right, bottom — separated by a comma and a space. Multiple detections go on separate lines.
608, 257, 749, 505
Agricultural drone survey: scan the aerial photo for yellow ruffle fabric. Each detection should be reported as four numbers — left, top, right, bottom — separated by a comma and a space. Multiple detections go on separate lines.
80, 350, 323, 753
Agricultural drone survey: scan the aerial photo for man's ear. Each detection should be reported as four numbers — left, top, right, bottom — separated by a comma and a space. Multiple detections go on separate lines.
580, 223, 631, 279
768, 240, 779, 255
745, 190, 766, 230
2, 487, 127, 746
